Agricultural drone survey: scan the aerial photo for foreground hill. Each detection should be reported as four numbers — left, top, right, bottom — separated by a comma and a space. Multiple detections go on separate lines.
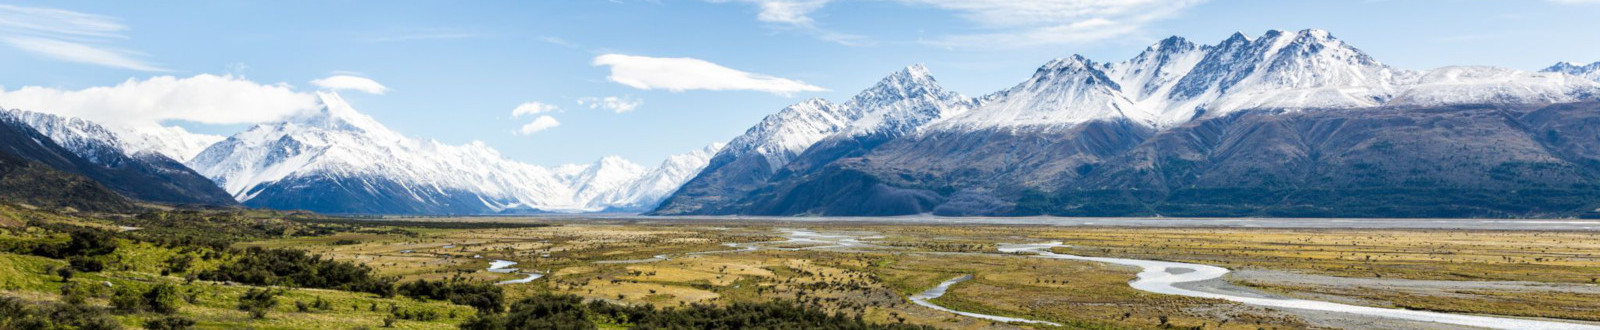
656, 29, 1600, 217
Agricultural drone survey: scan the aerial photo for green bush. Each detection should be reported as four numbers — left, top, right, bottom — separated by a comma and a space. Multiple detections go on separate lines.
397, 277, 502, 313
237, 288, 280, 319
461, 293, 932, 330
143, 316, 196, 330
200, 247, 395, 297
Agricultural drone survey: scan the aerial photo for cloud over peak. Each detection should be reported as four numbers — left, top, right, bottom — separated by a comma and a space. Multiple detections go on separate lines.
310, 75, 389, 95
0, 74, 317, 128
593, 54, 826, 96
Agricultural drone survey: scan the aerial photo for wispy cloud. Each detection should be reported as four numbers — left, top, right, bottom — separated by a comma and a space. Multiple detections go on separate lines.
903, 0, 1209, 48
367, 28, 483, 42
540, 36, 580, 49
512, 102, 561, 116
310, 75, 389, 95
709, 0, 871, 46
577, 96, 643, 113
516, 115, 560, 135
0, 4, 166, 71
711, 0, 1207, 49
511, 102, 562, 135
593, 54, 827, 96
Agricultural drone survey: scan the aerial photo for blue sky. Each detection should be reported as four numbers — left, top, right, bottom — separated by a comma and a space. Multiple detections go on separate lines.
1, 0, 1598, 166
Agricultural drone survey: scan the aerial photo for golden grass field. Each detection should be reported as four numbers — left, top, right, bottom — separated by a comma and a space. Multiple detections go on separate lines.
6, 211, 1599, 329
230, 219, 1600, 329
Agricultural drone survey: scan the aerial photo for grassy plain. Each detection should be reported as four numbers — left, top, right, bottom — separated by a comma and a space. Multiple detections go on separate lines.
4, 207, 1599, 329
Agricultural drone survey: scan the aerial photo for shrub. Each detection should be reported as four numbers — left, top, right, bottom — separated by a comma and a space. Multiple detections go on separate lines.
397, 278, 502, 313
0, 296, 120, 330
143, 284, 181, 314
237, 288, 280, 319
200, 247, 395, 297
143, 316, 196, 330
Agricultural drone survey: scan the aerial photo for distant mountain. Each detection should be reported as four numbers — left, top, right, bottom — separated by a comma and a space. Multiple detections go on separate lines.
114, 125, 224, 163
654, 65, 973, 215
587, 143, 724, 212
655, 29, 1600, 218
187, 92, 720, 215
1544, 61, 1600, 82
1, 109, 236, 206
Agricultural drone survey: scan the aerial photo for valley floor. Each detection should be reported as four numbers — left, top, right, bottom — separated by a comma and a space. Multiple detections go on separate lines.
265, 217, 1600, 329
5, 209, 1600, 329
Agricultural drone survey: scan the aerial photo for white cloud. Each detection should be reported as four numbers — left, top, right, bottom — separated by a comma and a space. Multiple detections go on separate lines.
709, 0, 870, 46
593, 54, 827, 96
0, 4, 166, 71
710, 0, 1206, 48
512, 102, 562, 135
897, 0, 1207, 48
0, 74, 317, 128
515, 115, 560, 135
512, 102, 560, 117
577, 96, 643, 113
310, 75, 389, 95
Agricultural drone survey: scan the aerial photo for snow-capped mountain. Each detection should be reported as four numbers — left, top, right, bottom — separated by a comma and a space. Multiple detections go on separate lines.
186, 91, 716, 214
0, 108, 235, 206
653, 65, 972, 215
656, 28, 1600, 217
587, 143, 724, 211
0, 108, 223, 163
721, 98, 858, 171
1544, 61, 1600, 82
1389, 66, 1600, 107
115, 125, 224, 162
927, 29, 1599, 133
837, 64, 975, 137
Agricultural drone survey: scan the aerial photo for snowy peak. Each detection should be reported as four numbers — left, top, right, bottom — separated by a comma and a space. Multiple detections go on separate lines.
841, 65, 973, 137
723, 97, 854, 170
188, 91, 722, 214
1172, 29, 1399, 101
286, 92, 395, 137
929, 55, 1133, 130
1543, 61, 1600, 82
2, 109, 127, 165
587, 142, 726, 211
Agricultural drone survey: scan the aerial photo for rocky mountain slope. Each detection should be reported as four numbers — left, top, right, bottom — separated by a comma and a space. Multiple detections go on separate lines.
1, 109, 236, 206
655, 29, 1600, 218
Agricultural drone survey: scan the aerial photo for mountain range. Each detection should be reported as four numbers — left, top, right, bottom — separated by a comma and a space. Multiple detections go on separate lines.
181, 92, 723, 215
1, 92, 721, 215
655, 29, 1600, 218
3, 28, 1600, 218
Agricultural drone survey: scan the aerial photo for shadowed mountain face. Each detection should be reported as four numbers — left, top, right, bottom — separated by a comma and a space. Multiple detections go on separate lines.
653, 29, 1600, 218
0, 115, 138, 212
730, 103, 1600, 217
0, 110, 234, 208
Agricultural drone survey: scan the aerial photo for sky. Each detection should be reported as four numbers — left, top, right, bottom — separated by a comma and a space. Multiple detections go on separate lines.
1, 0, 1598, 167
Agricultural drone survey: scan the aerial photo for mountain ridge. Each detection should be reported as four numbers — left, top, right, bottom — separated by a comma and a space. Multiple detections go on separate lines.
654, 28, 1600, 217
186, 92, 721, 214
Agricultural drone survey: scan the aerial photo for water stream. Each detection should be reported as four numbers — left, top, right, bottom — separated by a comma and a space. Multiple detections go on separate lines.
999, 242, 1600, 330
